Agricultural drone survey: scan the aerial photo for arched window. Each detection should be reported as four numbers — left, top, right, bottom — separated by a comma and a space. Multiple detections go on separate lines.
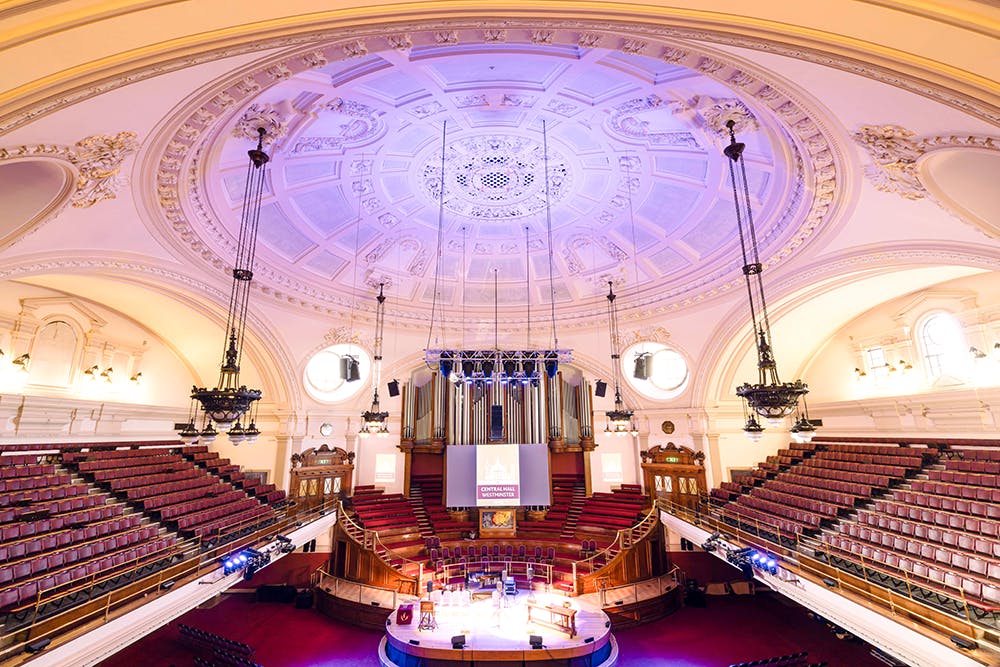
303, 343, 371, 403
919, 312, 966, 380
622, 342, 690, 400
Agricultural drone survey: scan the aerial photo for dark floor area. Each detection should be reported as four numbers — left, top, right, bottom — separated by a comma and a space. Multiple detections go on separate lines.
97, 591, 885, 667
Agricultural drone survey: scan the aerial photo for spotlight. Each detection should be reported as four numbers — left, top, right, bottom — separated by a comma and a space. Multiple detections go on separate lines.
529, 635, 544, 649
522, 355, 536, 377
451, 635, 466, 649
822, 577, 838, 588
544, 352, 558, 379
482, 359, 495, 377
440, 352, 454, 378
24, 638, 50, 654
502, 359, 517, 376
584, 637, 594, 644
461, 358, 475, 377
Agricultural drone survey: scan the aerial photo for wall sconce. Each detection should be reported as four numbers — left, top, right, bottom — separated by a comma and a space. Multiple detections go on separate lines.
897, 360, 913, 376
970, 346, 987, 360
853, 367, 867, 381
130, 372, 143, 385
100, 367, 114, 383
12, 354, 30, 373
83, 365, 99, 381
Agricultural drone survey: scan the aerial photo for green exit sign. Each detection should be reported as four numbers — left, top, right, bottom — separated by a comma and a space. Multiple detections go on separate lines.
665, 457, 679, 463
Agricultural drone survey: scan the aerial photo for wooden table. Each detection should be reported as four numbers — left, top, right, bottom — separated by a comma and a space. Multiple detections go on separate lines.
526, 599, 577, 637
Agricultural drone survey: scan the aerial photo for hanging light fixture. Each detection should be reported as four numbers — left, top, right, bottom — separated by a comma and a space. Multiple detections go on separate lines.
361, 283, 390, 436
723, 119, 812, 439
423, 120, 570, 384
181, 127, 268, 443
604, 281, 637, 436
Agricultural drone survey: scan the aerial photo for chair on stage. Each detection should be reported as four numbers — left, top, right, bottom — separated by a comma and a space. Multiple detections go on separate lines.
418, 600, 437, 630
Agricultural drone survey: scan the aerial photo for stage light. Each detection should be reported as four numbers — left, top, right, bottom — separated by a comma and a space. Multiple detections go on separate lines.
950, 635, 976, 651
584, 637, 595, 644
451, 635, 466, 649
24, 638, 50, 654
529, 635, 543, 649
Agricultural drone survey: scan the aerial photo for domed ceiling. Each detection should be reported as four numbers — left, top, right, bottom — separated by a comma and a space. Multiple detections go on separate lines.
155, 35, 840, 327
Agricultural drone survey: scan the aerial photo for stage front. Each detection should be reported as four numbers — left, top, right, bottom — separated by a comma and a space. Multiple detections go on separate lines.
380, 590, 617, 666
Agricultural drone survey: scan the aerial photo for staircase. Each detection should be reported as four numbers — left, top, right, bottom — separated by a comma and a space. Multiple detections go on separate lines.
559, 485, 587, 538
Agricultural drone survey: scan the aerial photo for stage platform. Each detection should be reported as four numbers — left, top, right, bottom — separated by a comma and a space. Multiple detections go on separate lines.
380, 590, 617, 666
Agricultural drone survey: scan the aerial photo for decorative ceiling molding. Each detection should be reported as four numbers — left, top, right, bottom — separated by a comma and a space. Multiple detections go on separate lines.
854, 124, 999, 234
141, 28, 849, 331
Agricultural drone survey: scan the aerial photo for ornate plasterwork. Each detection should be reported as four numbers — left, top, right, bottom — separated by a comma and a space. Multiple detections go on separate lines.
0, 131, 138, 219
854, 124, 999, 202
231, 103, 289, 145
417, 134, 572, 220
144, 27, 848, 330
607, 95, 698, 147
694, 96, 758, 138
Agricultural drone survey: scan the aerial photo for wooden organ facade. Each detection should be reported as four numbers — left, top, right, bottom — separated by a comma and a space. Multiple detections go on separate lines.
399, 371, 595, 453
289, 445, 355, 508
640, 443, 706, 510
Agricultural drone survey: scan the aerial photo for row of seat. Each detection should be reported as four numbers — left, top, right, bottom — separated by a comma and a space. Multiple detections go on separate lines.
160, 491, 245, 521
873, 498, 1000, 535
0, 464, 55, 479
814, 450, 923, 468
750, 488, 841, 519
857, 510, 1000, 554
805, 458, 906, 479
133, 478, 221, 506
736, 495, 822, 530
944, 459, 1000, 474
796, 465, 889, 489
0, 525, 159, 585
175, 498, 260, 531
0, 492, 108, 523
0, 482, 88, 507
0, 473, 72, 493
909, 479, 1000, 503
0, 514, 141, 562
109, 468, 202, 492
178, 623, 254, 657
0, 503, 124, 542
765, 480, 856, 508
823, 533, 999, 608
927, 469, 999, 487
822, 443, 933, 459
729, 651, 809, 667
77, 453, 184, 472
91, 461, 192, 482
954, 448, 1000, 461
191, 504, 272, 538
836, 521, 999, 576
0, 536, 175, 611
724, 503, 807, 536
778, 472, 872, 499
0, 455, 44, 466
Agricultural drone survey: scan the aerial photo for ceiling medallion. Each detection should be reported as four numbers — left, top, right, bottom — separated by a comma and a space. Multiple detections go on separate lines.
419, 134, 572, 220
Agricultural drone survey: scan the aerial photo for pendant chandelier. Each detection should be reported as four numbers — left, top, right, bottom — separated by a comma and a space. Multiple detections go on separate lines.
179, 127, 267, 445
604, 281, 638, 436
360, 283, 390, 436
723, 119, 814, 441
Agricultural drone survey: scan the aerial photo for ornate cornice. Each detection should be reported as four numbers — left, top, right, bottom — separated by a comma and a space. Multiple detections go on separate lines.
1, 9, 996, 136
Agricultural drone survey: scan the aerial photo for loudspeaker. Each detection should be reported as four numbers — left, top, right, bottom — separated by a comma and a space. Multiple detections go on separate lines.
950, 635, 977, 650
490, 405, 503, 440
584, 637, 595, 644
295, 590, 314, 609
595, 380, 607, 398
451, 635, 466, 649
529, 635, 543, 649
633, 353, 651, 380
387, 380, 400, 397
409, 639, 420, 646
25, 638, 50, 654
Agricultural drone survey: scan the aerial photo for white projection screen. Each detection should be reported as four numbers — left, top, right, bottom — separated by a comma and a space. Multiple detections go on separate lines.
446, 444, 550, 507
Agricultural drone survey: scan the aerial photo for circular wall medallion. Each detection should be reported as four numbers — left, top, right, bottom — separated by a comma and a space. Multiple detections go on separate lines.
319, 422, 334, 437
661, 420, 675, 435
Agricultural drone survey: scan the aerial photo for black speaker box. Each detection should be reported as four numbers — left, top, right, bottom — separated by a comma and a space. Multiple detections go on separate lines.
294, 590, 314, 609
451, 635, 466, 649
490, 405, 503, 440
25, 638, 50, 654
387, 380, 400, 397
595, 380, 607, 398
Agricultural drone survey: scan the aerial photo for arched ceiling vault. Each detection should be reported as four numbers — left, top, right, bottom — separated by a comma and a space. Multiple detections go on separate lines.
696, 248, 998, 409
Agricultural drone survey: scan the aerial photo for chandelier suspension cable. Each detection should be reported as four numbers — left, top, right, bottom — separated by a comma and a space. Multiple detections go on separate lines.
347, 154, 366, 365
525, 224, 531, 349
494, 268, 499, 350
425, 121, 448, 360
461, 225, 467, 349
226, 128, 266, 379
542, 120, 559, 350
